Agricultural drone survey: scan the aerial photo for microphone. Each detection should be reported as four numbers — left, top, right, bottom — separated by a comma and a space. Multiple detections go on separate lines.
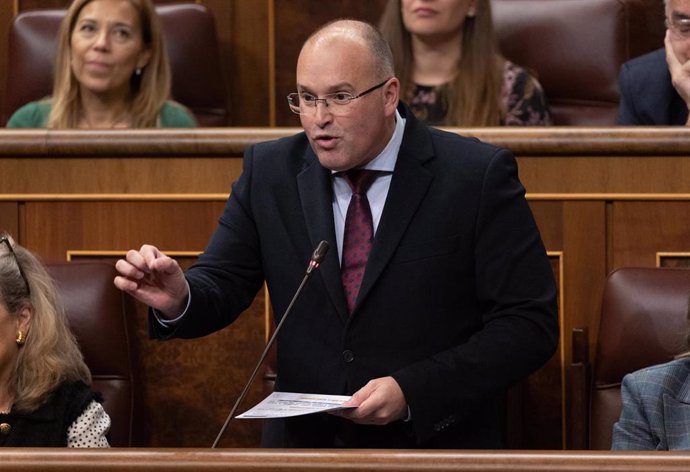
307, 239, 329, 274
211, 240, 330, 448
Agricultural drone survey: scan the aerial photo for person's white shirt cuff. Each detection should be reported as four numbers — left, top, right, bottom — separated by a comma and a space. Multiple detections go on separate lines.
153, 279, 191, 326
403, 406, 412, 422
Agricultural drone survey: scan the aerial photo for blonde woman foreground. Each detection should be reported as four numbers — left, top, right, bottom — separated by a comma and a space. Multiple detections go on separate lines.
0, 234, 109, 447
7, 0, 195, 128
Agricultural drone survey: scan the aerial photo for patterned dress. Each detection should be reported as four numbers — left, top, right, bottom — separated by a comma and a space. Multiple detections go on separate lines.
408, 61, 552, 126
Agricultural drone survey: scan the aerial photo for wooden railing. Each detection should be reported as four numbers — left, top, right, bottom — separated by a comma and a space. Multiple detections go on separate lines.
2, 449, 690, 471
3, 126, 690, 157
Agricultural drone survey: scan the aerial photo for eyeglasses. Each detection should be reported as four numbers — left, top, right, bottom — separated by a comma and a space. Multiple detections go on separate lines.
0, 236, 31, 296
666, 16, 690, 38
287, 78, 391, 115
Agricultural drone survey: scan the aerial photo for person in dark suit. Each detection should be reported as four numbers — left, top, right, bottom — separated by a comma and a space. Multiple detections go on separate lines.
114, 19, 558, 448
618, 0, 690, 125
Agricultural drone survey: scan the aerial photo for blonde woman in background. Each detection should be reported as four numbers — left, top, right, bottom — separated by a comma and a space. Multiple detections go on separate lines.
0, 234, 110, 447
379, 0, 551, 126
7, 0, 196, 128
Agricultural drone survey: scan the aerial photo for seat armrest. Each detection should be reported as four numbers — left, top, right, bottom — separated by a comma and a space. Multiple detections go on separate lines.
568, 327, 591, 449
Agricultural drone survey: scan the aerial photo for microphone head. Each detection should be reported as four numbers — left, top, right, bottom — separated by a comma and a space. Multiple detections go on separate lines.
311, 240, 330, 264
307, 241, 329, 274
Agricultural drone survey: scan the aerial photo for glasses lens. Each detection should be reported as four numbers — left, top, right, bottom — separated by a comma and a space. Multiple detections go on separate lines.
668, 17, 690, 36
287, 94, 302, 114
328, 92, 354, 106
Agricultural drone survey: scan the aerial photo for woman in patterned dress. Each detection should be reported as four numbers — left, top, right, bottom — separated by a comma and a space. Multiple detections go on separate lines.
379, 0, 552, 126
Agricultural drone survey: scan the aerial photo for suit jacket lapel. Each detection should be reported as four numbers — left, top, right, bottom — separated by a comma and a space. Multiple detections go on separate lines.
354, 113, 434, 314
297, 147, 349, 321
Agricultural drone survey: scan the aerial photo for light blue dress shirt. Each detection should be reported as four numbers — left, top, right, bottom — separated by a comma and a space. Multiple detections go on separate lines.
332, 110, 406, 262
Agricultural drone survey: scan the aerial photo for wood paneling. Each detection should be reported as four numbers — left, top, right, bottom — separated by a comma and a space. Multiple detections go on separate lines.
521, 202, 607, 448
612, 202, 690, 269
0, 2, 15, 123
0, 156, 241, 194
1, 127, 690, 448
0, 202, 20, 239
204, 0, 270, 126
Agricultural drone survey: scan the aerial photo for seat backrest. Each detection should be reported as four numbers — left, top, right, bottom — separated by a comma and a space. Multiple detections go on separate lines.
45, 261, 138, 447
491, 0, 664, 125
589, 267, 690, 450
4, 3, 228, 126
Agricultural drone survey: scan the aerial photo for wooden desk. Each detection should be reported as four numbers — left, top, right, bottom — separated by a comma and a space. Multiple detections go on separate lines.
2, 449, 690, 471
1, 127, 689, 449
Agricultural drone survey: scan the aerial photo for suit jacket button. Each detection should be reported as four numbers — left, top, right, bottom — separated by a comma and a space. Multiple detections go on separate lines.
342, 350, 354, 363
0, 423, 10, 435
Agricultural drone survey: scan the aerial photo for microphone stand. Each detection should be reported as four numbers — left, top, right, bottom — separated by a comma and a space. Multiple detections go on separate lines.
211, 241, 329, 448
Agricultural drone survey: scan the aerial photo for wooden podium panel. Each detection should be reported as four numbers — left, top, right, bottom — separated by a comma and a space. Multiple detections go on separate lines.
1, 127, 690, 449
611, 201, 690, 269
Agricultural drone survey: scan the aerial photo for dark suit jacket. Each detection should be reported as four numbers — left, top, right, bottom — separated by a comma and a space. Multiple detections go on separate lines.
618, 48, 688, 125
153, 104, 559, 448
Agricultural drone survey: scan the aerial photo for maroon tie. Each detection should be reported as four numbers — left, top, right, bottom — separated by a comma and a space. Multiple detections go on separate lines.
341, 169, 380, 314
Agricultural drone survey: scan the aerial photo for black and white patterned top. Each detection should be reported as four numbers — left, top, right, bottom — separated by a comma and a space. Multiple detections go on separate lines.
66, 400, 111, 447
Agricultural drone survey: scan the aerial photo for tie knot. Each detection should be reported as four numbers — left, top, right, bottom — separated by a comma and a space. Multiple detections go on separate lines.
343, 169, 381, 195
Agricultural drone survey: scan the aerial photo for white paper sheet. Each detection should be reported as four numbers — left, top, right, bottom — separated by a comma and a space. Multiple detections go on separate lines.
236, 391, 356, 419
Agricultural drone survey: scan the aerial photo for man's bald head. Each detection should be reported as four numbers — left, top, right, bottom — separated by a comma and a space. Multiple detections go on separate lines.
302, 19, 395, 81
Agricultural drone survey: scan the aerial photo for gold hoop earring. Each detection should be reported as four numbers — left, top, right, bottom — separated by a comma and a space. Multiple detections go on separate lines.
16, 331, 25, 346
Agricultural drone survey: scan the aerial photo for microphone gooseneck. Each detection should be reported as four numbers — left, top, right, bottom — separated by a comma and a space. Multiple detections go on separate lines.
211, 240, 330, 448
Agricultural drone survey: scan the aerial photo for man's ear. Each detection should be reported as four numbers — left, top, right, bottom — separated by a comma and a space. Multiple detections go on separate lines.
384, 78, 401, 116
